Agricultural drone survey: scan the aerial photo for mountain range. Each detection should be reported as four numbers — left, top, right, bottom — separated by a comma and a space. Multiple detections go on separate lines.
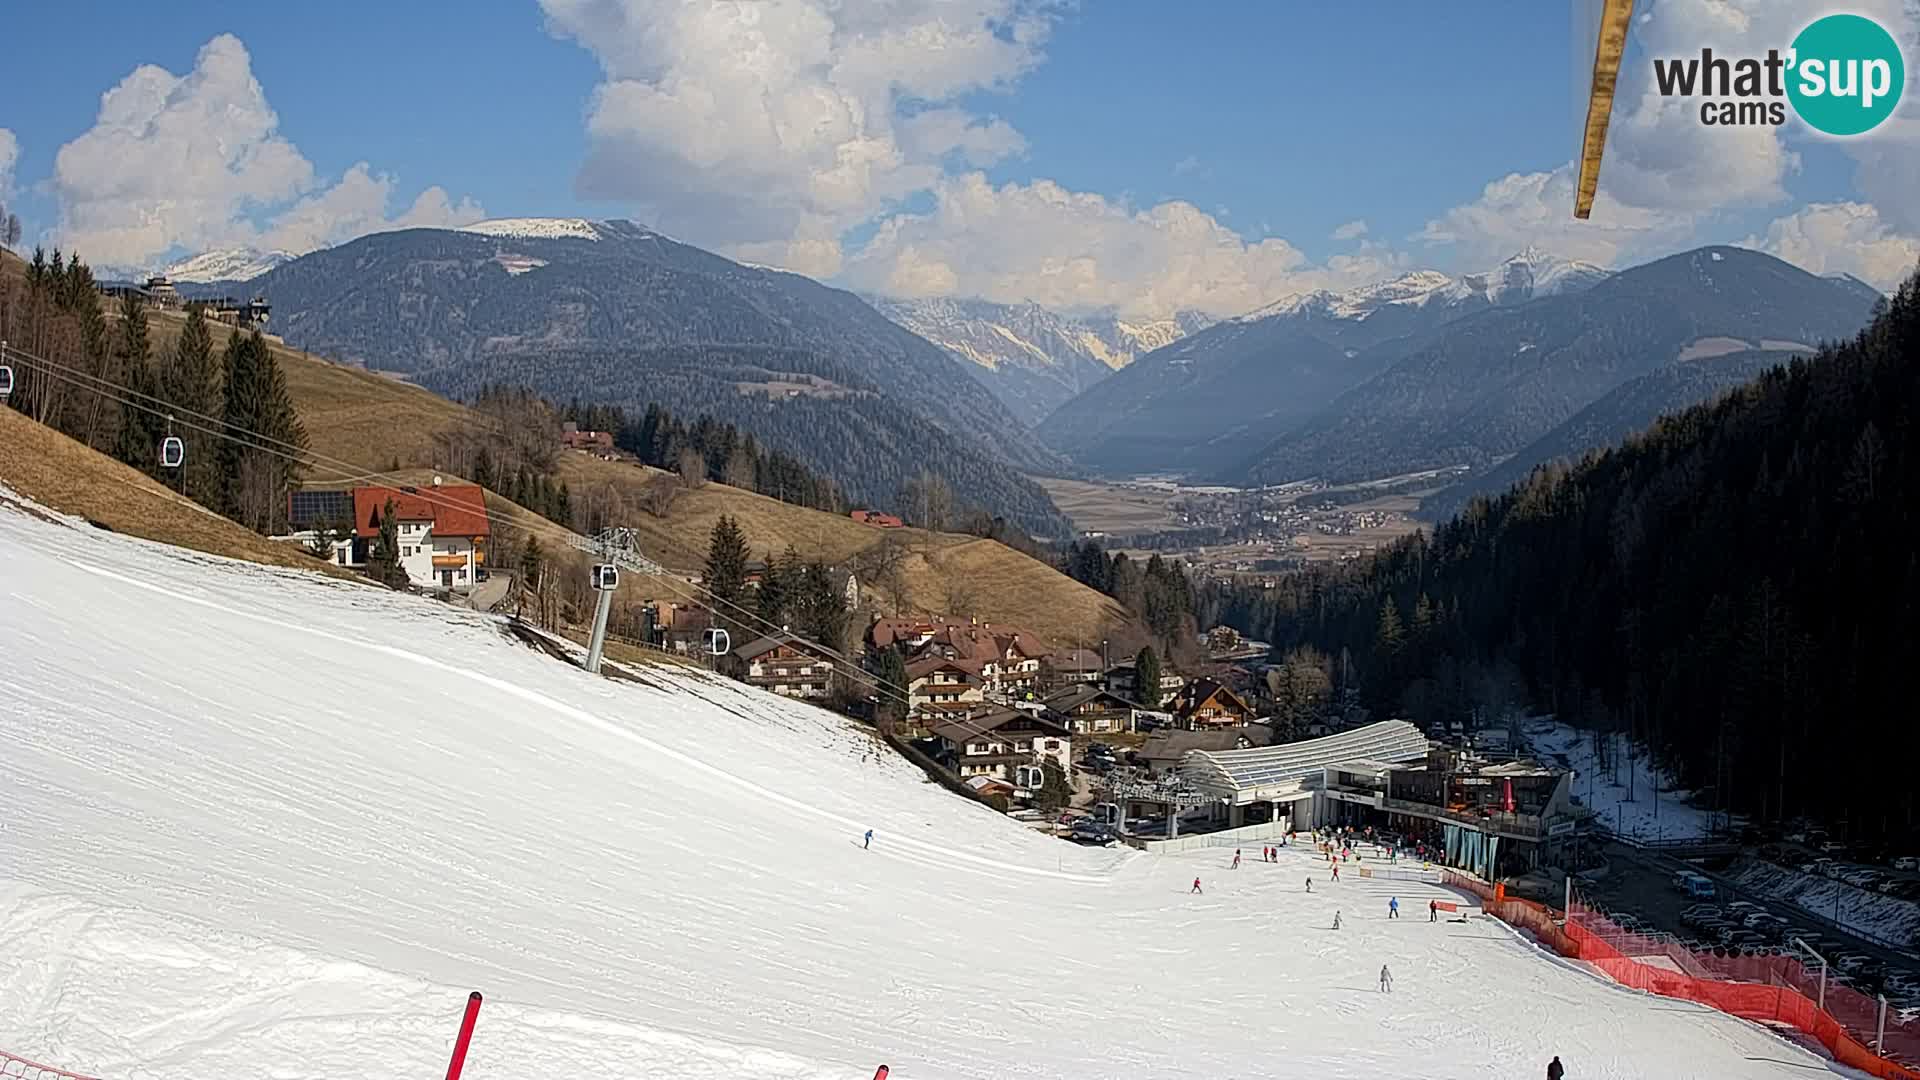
161, 247, 297, 283
1040, 248, 1613, 478
1235, 247, 1881, 488
184, 218, 1074, 535
869, 297, 1212, 425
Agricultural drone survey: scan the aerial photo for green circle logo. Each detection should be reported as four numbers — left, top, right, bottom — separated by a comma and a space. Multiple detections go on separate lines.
1787, 14, 1905, 136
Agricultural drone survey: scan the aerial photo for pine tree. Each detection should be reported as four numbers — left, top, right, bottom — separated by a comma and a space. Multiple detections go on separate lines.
366, 499, 411, 589
705, 515, 750, 625
757, 549, 791, 626
876, 645, 910, 728
213, 330, 308, 532
160, 305, 220, 504
1134, 646, 1163, 708
1035, 758, 1072, 813
113, 291, 163, 475
213, 329, 261, 519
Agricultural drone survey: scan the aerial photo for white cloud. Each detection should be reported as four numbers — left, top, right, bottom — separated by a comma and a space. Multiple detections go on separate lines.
1331, 219, 1368, 241
1417, 166, 1695, 267
541, 0, 1063, 278
52, 34, 481, 270
0, 128, 19, 198
260, 164, 484, 254
843, 173, 1409, 319
1172, 155, 1202, 176
1747, 201, 1920, 290
1414, 0, 1920, 268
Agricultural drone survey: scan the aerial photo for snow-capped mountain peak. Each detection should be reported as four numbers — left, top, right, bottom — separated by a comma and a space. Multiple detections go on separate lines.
1230, 249, 1611, 327
160, 248, 297, 284
459, 217, 603, 241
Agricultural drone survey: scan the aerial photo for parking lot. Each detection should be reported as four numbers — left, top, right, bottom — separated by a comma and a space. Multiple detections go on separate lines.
1582, 839, 1920, 1019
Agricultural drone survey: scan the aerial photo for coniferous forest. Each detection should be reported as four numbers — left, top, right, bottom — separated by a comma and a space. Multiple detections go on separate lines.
1, 249, 308, 535
1201, 267, 1920, 841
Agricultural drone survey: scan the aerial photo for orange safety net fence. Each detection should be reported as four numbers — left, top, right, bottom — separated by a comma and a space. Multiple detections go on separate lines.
1441, 869, 1920, 1080
1, 1051, 103, 1080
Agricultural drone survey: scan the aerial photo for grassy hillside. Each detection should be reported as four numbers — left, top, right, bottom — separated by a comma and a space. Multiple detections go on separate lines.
0, 403, 360, 580
209, 319, 1130, 646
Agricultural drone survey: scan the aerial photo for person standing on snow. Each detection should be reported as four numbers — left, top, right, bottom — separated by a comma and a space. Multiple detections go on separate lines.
1378, 964, 1393, 992
864, 829, 874, 850
1331, 863, 1340, 882
1231, 849, 1242, 870
1430, 899, 1439, 922
1389, 897, 1399, 919
1192, 877, 1204, 894
1333, 910, 1342, 930
1546, 1055, 1565, 1080
1306, 877, 1313, 893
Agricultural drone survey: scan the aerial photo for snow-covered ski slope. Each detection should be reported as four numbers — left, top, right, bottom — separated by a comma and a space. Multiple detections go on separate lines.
0, 491, 1854, 1080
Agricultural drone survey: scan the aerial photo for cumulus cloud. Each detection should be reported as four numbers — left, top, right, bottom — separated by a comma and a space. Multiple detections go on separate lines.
1747, 202, 1920, 290
0, 128, 19, 197
1331, 219, 1368, 241
842, 173, 1409, 319
1417, 0, 1920, 267
52, 34, 481, 269
260, 164, 484, 254
1418, 166, 1696, 267
541, 0, 1062, 278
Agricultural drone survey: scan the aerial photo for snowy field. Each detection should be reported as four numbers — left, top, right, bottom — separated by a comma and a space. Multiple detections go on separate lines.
1732, 860, 1920, 952
0, 491, 1863, 1080
1522, 720, 1716, 841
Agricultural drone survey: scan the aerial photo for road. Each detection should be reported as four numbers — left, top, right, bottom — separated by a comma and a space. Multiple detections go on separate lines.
464, 571, 512, 612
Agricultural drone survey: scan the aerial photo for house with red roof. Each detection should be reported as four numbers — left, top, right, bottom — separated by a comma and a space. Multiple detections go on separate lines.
350, 480, 490, 591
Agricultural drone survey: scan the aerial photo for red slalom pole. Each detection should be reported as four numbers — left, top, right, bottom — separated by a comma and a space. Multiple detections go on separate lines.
446, 991, 484, 1080
872, 1068, 890, 1080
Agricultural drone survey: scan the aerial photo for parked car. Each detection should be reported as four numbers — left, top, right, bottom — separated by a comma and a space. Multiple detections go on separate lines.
1892, 856, 1919, 871
1819, 840, 1848, 854
1812, 857, 1838, 877
1835, 953, 1876, 974
1724, 930, 1767, 949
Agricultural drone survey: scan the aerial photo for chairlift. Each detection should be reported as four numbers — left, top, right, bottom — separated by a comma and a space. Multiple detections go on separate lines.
0, 363, 13, 400
703, 627, 731, 656
160, 435, 185, 469
591, 563, 619, 591
1015, 764, 1046, 790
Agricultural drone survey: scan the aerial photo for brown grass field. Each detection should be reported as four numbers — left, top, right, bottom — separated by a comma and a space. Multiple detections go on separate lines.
1034, 476, 1178, 534
0, 248, 1134, 646
0, 403, 363, 580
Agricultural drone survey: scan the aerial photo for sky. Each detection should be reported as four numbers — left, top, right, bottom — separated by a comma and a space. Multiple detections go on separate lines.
0, 0, 1916, 319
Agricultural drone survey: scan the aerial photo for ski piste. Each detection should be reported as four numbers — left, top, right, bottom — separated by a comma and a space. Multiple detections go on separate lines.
0, 487, 1856, 1078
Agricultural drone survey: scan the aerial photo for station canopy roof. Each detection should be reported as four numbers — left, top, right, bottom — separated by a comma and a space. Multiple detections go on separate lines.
1179, 720, 1430, 797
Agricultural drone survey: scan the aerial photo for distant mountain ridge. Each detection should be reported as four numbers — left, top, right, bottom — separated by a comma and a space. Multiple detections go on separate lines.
870, 296, 1212, 424
1234, 246, 1882, 487
211, 218, 1074, 535
160, 247, 297, 283
1042, 248, 1612, 477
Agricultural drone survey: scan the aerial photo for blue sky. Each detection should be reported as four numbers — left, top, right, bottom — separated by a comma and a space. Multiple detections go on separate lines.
0, 1, 1913, 316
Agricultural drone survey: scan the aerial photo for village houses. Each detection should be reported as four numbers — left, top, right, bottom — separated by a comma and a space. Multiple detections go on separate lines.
736, 635, 836, 701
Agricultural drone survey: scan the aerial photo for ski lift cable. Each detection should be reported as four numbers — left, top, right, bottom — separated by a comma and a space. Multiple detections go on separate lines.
5, 345, 1075, 759
6, 346, 1047, 755
0, 341, 958, 713
4, 343, 942, 722
7, 341, 919, 708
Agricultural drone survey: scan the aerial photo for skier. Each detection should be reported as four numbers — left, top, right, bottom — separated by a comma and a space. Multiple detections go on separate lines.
1332, 864, 1340, 882
1430, 899, 1439, 923
1389, 897, 1399, 919
1379, 964, 1393, 993
1546, 1056, 1565, 1080
1231, 849, 1242, 870
1192, 877, 1204, 894
1306, 877, 1313, 893
1333, 910, 1342, 930
863, 828, 874, 850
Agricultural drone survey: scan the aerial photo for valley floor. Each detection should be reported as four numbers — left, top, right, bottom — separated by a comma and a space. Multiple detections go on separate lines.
0, 489, 1864, 1079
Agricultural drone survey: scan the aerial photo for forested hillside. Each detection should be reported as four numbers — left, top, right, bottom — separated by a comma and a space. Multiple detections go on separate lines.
1202, 267, 1920, 838
423, 345, 1070, 535
1232, 248, 1880, 486
207, 222, 1072, 535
